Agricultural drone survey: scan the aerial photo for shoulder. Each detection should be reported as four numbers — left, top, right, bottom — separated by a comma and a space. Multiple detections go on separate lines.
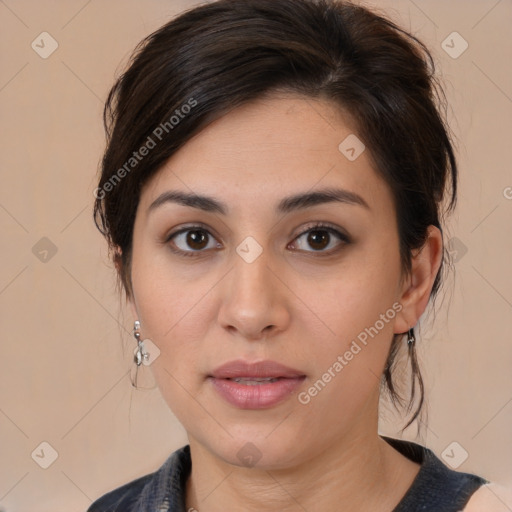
87, 472, 155, 512
87, 444, 191, 512
463, 482, 512, 511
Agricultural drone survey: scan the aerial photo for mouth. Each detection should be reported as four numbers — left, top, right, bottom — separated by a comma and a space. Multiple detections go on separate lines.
208, 360, 306, 409
227, 377, 282, 384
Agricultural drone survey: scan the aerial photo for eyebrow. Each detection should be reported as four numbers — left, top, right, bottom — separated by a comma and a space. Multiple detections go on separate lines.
148, 186, 370, 215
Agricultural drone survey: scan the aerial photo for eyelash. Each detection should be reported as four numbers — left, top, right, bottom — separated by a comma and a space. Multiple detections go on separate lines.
165, 222, 351, 258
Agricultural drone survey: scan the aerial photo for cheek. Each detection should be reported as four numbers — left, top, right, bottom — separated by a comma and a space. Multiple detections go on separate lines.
131, 243, 204, 336
294, 292, 400, 435
302, 241, 401, 344
295, 241, 402, 396
132, 269, 210, 421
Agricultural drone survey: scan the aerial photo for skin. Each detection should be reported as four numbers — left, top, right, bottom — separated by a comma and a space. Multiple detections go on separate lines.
465, 483, 512, 511
127, 93, 444, 511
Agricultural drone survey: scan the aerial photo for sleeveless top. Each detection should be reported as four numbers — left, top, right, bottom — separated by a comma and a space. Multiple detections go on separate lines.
87, 436, 488, 511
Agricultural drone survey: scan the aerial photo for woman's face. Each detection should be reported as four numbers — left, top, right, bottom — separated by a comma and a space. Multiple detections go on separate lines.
129, 94, 413, 469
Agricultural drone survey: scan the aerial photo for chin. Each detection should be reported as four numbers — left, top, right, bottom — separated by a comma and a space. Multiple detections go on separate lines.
197, 426, 313, 470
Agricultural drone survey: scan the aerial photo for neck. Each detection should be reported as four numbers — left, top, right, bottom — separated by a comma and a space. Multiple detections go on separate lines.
185, 403, 420, 511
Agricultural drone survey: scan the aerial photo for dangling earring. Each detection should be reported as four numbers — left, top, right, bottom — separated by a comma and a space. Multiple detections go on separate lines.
130, 321, 157, 390
407, 327, 416, 347
133, 320, 149, 367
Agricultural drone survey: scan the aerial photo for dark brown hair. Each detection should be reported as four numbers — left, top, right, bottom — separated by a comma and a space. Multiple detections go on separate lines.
94, 0, 457, 430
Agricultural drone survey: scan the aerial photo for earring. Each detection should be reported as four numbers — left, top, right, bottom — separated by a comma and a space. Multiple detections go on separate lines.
407, 327, 416, 347
133, 320, 149, 366
130, 321, 157, 390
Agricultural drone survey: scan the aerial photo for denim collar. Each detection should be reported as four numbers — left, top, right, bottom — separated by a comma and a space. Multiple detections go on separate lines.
123, 437, 486, 511
133, 444, 191, 511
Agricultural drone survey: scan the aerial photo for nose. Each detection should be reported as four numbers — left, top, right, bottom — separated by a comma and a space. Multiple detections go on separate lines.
217, 245, 291, 341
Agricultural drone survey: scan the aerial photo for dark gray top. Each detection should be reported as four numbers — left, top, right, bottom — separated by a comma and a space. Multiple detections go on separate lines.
87, 436, 488, 511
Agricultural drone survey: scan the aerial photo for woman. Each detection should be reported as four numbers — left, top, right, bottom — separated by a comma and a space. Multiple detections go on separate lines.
89, 0, 510, 510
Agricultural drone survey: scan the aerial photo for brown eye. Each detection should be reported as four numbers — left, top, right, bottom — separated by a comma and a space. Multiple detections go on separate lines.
291, 223, 350, 254
185, 229, 209, 250
307, 230, 330, 251
167, 227, 220, 256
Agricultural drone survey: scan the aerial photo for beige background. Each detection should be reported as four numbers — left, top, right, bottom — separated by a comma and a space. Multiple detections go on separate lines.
0, 0, 511, 511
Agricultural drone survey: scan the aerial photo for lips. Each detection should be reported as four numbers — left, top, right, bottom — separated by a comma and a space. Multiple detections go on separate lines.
208, 360, 306, 409
210, 359, 305, 379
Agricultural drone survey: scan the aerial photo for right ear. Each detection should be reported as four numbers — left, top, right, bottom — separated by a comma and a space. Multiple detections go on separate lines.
113, 245, 138, 321
128, 296, 138, 322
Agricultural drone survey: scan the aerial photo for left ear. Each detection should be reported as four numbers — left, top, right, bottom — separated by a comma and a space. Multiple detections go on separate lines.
394, 225, 444, 334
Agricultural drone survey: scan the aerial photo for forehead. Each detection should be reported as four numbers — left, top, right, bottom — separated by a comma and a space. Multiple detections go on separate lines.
139, 94, 393, 218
